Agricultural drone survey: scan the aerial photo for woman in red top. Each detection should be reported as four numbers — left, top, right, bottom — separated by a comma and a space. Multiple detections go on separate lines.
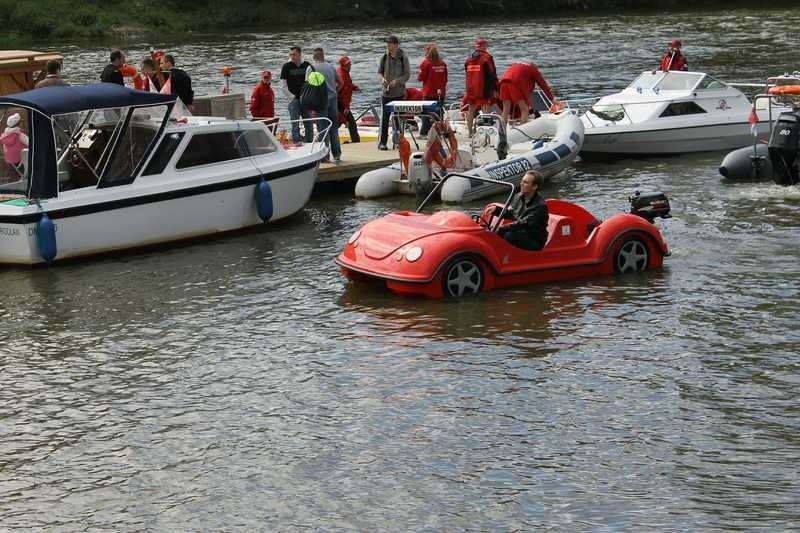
337, 56, 361, 143
418, 43, 448, 135
499, 62, 554, 125
250, 70, 275, 119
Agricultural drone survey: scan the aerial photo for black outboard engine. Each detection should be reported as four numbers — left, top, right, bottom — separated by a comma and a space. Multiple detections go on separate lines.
768, 111, 800, 186
629, 191, 671, 223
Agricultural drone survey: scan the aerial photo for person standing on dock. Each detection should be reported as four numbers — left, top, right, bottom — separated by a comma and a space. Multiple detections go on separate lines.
250, 70, 275, 120
377, 35, 410, 150
499, 61, 553, 126
100, 49, 125, 85
464, 38, 498, 135
281, 46, 313, 144
417, 43, 448, 136
658, 40, 688, 71
35, 60, 69, 88
307, 47, 343, 163
161, 54, 194, 111
337, 56, 361, 143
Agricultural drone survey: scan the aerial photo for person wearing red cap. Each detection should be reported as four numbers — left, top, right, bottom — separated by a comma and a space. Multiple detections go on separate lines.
417, 43, 448, 135
337, 56, 361, 143
659, 40, 688, 71
464, 38, 498, 135
499, 61, 553, 126
250, 70, 275, 119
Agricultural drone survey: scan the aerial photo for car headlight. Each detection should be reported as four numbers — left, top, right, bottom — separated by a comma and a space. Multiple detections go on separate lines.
405, 246, 423, 262
348, 230, 361, 244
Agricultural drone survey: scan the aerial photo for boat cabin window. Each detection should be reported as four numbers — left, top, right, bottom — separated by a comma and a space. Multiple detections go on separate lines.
0, 106, 32, 194
53, 108, 117, 190
102, 106, 168, 186
589, 103, 625, 122
659, 102, 707, 117
657, 72, 703, 91
175, 129, 277, 169
143, 132, 185, 175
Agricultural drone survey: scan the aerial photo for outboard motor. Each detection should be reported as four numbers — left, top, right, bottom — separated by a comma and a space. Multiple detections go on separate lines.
629, 191, 671, 223
407, 151, 433, 196
768, 111, 800, 185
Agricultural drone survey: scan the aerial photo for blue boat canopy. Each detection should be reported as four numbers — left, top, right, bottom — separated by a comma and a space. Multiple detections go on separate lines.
0, 83, 176, 116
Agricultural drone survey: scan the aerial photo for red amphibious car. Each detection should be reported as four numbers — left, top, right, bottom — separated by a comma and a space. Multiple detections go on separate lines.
336, 175, 671, 298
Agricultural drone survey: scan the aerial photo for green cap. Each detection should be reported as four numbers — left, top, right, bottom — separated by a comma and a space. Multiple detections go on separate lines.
308, 71, 325, 87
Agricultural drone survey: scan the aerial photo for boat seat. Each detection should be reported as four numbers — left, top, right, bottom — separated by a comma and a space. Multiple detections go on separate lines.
545, 214, 581, 248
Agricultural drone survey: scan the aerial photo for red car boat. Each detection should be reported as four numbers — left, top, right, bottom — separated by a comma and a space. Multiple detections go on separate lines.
336, 174, 671, 298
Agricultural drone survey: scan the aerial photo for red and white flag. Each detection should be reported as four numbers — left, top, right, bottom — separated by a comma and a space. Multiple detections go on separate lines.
748, 106, 759, 137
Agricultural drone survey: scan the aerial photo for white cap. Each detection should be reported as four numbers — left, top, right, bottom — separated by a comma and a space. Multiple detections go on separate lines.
7, 113, 20, 127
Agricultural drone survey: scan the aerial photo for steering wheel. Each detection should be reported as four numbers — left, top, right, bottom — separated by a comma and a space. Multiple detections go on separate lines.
471, 214, 490, 229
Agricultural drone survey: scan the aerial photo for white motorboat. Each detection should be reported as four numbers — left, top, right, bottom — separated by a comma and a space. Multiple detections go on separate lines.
580, 70, 790, 157
0, 83, 327, 265
355, 100, 584, 202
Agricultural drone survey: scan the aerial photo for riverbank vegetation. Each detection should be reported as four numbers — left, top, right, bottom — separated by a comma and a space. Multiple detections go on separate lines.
0, 0, 794, 45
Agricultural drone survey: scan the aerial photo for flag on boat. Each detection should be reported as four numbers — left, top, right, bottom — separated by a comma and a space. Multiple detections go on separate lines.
748, 106, 758, 137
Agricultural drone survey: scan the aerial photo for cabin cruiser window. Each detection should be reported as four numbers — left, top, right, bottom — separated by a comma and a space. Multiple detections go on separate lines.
659, 102, 707, 117
175, 129, 277, 169
696, 75, 727, 90
102, 105, 168, 186
54, 108, 121, 190
657, 73, 703, 91
143, 132, 185, 175
626, 72, 662, 92
589, 103, 625, 122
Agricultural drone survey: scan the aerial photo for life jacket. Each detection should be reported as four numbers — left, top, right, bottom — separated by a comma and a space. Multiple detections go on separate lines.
659, 52, 687, 71
418, 58, 448, 100
250, 82, 275, 118
465, 50, 497, 99
337, 67, 357, 109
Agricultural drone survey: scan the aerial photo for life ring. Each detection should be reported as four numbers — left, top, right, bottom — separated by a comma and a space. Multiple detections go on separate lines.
424, 121, 458, 169
768, 85, 800, 95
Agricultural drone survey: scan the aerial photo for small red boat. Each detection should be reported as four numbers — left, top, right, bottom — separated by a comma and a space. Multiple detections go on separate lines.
335, 175, 671, 298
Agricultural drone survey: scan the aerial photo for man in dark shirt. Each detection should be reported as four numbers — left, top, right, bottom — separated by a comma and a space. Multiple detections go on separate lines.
498, 170, 549, 250
280, 46, 313, 143
162, 54, 194, 109
100, 49, 125, 85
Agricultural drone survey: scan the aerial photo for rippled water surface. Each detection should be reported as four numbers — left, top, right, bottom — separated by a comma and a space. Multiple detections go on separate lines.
2, 8, 800, 530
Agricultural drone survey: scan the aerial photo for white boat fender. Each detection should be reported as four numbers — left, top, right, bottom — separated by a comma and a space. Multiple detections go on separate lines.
36, 207, 57, 263
256, 179, 273, 222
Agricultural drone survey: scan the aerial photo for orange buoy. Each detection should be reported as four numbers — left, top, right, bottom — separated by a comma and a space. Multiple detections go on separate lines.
222, 66, 234, 76
768, 84, 800, 95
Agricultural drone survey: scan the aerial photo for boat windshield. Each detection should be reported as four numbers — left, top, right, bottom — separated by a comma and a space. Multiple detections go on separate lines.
626, 72, 663, 92
656, 72, 703, 91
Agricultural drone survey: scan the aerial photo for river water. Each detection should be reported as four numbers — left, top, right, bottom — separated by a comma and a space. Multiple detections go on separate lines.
2, 7, 800, 531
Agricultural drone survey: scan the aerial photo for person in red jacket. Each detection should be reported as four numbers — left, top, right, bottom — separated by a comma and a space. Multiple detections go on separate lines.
658, 40, 688, 71
250, 70, 275, 120
418, 43, 448, 135
499, 62, 554, 125
337, 56, 361, 143
464, 38, 498, 135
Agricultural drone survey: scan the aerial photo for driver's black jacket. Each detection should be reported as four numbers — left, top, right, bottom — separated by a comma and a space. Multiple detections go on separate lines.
502, 191, 549, 250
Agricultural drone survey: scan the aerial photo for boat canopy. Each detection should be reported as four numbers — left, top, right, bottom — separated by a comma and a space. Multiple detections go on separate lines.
0, 83, 176, 116
0, 84, 176, 199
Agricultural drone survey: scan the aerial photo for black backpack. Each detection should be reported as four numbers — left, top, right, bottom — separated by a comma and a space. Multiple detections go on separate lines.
299, 65, 328, 113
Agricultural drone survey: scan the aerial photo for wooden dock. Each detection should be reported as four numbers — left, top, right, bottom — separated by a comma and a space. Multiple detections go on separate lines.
317, 141, 399, 183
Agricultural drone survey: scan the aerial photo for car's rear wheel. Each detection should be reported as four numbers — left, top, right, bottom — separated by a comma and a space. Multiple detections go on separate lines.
442, 255, 483, 297
614, 237, 649, 273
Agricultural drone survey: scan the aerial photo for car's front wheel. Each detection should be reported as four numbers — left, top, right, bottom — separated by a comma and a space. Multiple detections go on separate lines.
614, 237, 649, 273
442, 255, 483, 297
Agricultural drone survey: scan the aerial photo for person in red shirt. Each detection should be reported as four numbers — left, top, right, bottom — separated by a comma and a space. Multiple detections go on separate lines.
418, 43, 448, 135
133, 58, 161, 92
337, 56, 361, 143
658, 40, 688, 71
499, 62, 554, 125
464, 38, 498, 135
250, 70, 275, 120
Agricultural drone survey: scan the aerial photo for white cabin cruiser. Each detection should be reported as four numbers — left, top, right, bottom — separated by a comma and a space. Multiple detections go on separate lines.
0, 84, 327, 265
580, 70, 790, 157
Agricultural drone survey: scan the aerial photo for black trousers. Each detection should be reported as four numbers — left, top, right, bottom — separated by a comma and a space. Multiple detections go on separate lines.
342, 109, 360, 143
379, 95, 401, 147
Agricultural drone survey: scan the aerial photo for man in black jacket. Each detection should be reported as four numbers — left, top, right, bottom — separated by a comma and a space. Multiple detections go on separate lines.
162, 54, 194, 110
100, 49, 125, 85
498, 170, 549, 251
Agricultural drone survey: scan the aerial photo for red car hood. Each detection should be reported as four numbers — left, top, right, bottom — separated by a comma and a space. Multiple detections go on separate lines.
360, 210, 477, 260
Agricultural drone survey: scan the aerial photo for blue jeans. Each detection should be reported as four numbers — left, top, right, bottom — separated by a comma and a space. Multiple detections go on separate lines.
316, 96, 341, 159
288, 98, 312, 143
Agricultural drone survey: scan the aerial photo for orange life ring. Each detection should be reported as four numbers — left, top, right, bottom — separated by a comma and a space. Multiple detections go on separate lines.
768, 84, 800, 95
424, 121, 458, 169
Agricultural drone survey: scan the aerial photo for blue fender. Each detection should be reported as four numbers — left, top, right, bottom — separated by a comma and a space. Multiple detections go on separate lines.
255, 179, 273, 222
37, 211, 57, 262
